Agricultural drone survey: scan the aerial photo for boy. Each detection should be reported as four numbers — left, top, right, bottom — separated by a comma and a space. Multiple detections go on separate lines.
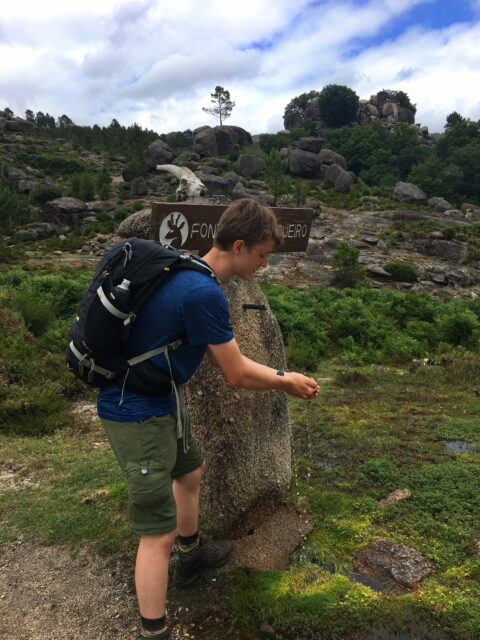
98, 198, 320, 639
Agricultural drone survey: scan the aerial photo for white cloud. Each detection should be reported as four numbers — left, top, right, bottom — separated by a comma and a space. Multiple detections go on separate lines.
0, 0, 479, 135
339, 21, 480, 132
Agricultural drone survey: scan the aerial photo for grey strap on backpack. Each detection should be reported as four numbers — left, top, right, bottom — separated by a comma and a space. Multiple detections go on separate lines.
126, 339, 184, 366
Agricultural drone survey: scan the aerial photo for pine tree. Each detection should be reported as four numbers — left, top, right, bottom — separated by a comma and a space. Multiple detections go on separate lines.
265, 150, 291, 206
57, 114, 74, 127
79, 173, 95, 201
96, 168, 112, 200
202, 86, 235, 125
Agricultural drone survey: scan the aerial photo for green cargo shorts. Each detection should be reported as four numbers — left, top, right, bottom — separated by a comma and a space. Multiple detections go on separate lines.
100, 413, 204, 535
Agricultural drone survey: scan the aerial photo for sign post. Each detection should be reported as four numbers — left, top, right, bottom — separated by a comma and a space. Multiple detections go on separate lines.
151, 202, 313, 254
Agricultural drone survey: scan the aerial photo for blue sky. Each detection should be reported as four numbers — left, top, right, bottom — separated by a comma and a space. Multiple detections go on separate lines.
1, 0, 479, 135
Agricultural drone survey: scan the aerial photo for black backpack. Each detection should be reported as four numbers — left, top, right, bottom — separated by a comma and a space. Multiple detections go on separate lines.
65, 237, 217, 397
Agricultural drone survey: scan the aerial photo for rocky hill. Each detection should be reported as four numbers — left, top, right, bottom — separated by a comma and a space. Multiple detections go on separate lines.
1, 114, 480, 300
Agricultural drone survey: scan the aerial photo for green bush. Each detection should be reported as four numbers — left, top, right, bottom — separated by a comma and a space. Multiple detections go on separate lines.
1, 272, 90, 352
380, 89, 416, 113
113, 207, 130, 221
14, 150, 86, 175
442, 226, 457, 240
436, 308, 480, 346
14, 231, 37, 243
0, 305, 76, 435
383, 262, 418, 282
317, 84, 359, 128
331, 241, 366, 288
69, 172, 95, 200
284, 90, 321, 120
327, 121, 429, 187
258, 133, 288, 154
0, 242, 23, 263
30, 184, 62, 205
0, 170, 34, 232
331, 266, 366, 288
14, 291, 55, 336
263, 284, 480, 367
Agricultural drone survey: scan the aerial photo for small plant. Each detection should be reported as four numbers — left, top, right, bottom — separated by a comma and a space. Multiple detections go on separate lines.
331, 241, 366, 288
131, 200, 145, 211
30, 184, 62, 205
442, 226, 457, 240
383, 262, 418, 282
113, 208, 129, 221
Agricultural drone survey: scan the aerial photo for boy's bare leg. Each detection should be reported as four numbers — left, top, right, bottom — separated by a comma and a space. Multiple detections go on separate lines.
172, 463, 205, 537
135, 465, 205, 618
135, 531, 176, 619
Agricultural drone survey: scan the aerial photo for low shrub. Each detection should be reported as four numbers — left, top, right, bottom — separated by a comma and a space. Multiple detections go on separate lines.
263, 284, 480, 368
383, 262, 418, 282
30, 184, 62, 205
14, 290, 55, 337
331, 241, 366, 288
0, 305, 77, 435
442, 226, 457, 240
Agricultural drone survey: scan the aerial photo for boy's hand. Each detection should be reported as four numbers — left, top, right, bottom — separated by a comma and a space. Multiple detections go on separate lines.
284, 372, 320, 399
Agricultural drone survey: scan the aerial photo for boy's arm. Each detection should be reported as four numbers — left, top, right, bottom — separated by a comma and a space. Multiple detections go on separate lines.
207, 338, 320, 400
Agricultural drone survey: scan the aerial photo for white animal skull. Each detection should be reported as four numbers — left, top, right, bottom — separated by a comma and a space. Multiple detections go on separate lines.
156, 164, 207, 201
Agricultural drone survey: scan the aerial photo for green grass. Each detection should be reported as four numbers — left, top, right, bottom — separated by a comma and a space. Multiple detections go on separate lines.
0, 430, 135, 556
2, 360, 479, 638
229, 362, 480, 639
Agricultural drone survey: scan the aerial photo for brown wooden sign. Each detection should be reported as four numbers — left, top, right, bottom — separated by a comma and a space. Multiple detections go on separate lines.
151, 202, 313, 254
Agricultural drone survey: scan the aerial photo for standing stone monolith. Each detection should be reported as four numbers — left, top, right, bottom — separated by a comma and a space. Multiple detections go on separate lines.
185, 276, 290, 538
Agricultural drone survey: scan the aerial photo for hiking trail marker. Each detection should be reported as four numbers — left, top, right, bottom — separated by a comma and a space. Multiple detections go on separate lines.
151, 202, 313, 254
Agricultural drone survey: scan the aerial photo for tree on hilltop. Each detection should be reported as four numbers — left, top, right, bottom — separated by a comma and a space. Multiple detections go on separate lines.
318, 84, 359, 128
380, 89, 416, 114
57, 114, 75, 127
202, 86, 235, 126
445, 111, 464, 129
283, 90, 320, 119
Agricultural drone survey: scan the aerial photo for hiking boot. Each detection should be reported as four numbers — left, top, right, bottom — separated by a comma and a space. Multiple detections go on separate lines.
138, 628, 171, 640
173, 538, 232, 587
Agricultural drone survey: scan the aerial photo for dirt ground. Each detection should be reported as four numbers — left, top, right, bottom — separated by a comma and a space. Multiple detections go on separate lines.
0, 520, 310, 640
0, 402, 312, 640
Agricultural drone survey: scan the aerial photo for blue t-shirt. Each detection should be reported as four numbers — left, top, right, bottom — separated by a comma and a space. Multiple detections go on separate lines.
97, 266, 233, 421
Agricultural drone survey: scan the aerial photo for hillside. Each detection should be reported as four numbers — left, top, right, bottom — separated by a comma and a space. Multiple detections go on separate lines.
2, 110, 480, 300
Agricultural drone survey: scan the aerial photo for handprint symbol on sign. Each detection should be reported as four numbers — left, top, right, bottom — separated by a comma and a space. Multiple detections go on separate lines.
159, 212, 189, 247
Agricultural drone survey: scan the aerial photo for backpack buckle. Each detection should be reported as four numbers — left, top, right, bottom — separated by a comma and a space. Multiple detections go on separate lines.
124, 311, 137, 326
87, 359, 96, 383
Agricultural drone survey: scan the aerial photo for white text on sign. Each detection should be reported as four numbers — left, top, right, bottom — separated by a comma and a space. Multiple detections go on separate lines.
188, 222, 309, 240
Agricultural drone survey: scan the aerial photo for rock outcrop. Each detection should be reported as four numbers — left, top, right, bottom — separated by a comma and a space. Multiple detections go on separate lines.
393, 181, 428, 204
44, 197, 89, 227
237, 154, 265, 178
283, 91, 437, 144
193, 125, 252, 157
116, 209, 152, 239
0, 110, 34, 132
185, 278, 291, 537
287, 145, 353, 190
145, 139, 174, 170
